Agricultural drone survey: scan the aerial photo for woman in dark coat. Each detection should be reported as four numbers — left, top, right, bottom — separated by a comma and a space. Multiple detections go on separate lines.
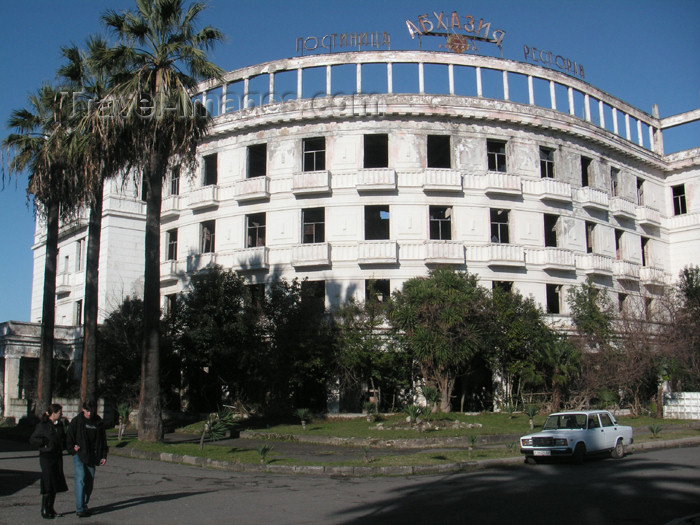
29, 403, 69, 519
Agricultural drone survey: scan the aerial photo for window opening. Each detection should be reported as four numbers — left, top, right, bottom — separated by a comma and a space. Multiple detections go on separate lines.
487, 140, 507, 172
302, 208, 325, 243
75, 300, 83, 326
247, 144, 267, 178
672, 184, 687, 215
615, 229, 623, 259
301, 280, 326, 314
365, 279, 390, 303
201, 220, 215, 253
585, 221, 595, 254
540, 147, 555, 178
170, 166, 180, 196
246, 213, 266, 247
490, 208, 510, 244
636, 177, 644, 206
618, 293, 627, 313
641, 236, 649, 267
303, 137, 326, 172
544, 214, 558, 247
364, 205, 390, 240
364, 134, 389, 168
546, 284, 561, 314
430, 206, 452, 240
492, 281, 513, 293
203, 153, 218, 186
581, 156, 591, 187
610, 167, 620, 197
427, 135, 451, 168
167, 229, 178, 261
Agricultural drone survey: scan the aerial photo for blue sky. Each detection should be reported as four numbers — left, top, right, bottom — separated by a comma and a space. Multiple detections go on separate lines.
1, 0, 698, 322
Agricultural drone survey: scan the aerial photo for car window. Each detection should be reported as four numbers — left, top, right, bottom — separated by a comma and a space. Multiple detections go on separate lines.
588, 415, 600, 429
543, 414, 586, 430
600, 413, 615, 427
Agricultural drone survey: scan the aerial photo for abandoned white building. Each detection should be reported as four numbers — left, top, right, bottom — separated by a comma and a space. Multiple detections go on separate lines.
2, 50, 699, 418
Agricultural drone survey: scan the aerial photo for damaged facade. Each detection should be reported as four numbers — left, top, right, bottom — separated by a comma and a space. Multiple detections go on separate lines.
3, 50, 699, 418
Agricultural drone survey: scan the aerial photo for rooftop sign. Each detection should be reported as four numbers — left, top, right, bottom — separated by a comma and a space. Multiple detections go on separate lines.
296, 32, 391, 56
406, 11, 505, 55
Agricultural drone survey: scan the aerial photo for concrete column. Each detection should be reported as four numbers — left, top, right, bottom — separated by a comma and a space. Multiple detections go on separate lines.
3, 356, 20, 418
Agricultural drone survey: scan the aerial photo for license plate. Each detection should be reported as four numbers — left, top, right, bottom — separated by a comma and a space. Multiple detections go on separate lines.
534, 450, 551, 456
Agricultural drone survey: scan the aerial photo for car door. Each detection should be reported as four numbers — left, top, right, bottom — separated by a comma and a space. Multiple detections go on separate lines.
586, 413, 607, 452
598, 412, 619, 450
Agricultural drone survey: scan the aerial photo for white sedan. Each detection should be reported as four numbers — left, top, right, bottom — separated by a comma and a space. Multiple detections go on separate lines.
520, 410, 633, 463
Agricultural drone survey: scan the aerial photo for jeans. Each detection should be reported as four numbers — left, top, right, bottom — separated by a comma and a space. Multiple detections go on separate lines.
72, 454, 95, 513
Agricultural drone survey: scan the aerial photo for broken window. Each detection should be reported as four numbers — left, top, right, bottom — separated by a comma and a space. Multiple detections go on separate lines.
201, 220, 215, 253
302, 207, 325, 244
364, 205, 390, 240
366, 279, 390, 303
301, 280, 326, 314
203, 153, 218, 186
618, 293, 627, 313
427, 135, 451, 169
641, 236, 649, 267
610, 167, 620, 197
247, 144, 267, 178
167, 229, 178, 261
490, 208, 510, 244
546, 283, 561, 314
544, 214, 558, 247
430, 206, 452, 240
246, 213, 266, 248
303, 137, 326, 172
585, 221, 595, 254
615, 229, 623, 260
492, 281, 513, 293
540, 147, 555, 178
672, 184, 687, 215
581, 156, 591, 187
364, 134, 388, 168
487, 139, 507, 172
637, 177, 645, 206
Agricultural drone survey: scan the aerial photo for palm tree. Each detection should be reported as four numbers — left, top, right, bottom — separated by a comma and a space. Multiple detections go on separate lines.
58, 36, 129, 408
95, 0, 224, 441
3, 85, 79, 416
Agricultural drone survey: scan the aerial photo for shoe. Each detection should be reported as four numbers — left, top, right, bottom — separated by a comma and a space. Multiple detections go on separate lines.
77, 510, 92, 518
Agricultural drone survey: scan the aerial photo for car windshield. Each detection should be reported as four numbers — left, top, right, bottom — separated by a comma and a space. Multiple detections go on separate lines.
542, 414, 587, 430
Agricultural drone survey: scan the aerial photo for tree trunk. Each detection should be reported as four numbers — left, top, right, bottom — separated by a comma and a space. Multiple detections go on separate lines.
138, 158, 164, 442
80, 179, 104, 406
36, 200, 59, 417
439, 375, 454, 413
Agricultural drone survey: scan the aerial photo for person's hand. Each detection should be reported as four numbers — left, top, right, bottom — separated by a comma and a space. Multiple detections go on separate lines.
73, 445, 80, 452
99, 459, 106, 466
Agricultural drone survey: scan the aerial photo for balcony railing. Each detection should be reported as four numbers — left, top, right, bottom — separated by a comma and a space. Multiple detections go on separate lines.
161, 196, 182, 220
613, 260, 640, 281
576, 253, 613, 275
291, 243, 331, 267
55, 274, 72, 295
356, 168, 396, 192
526, 248, 575, 270
424, 241, 465, 264
636, 205, 661, 227
235, 247, 269, 269
524, 179, 572, 203
575, 187, 609, 211
610, 197, 637, 220
235, 176, 270, 202
466, 243, 525, 266
639, 266, 665, 285
160, 260, 180, 282
463, 173, 521, 196
187, 186, 219, 210
292, 171, 331, 195
423, 169, 462, 192
358, 241, 397, 264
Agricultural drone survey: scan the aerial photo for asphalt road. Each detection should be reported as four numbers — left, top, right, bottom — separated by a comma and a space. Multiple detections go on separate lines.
1, 438, 699, 525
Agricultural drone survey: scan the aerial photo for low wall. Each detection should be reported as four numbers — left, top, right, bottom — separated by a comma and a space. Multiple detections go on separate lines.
2, 396, 105, 423
664, 392, 700, 420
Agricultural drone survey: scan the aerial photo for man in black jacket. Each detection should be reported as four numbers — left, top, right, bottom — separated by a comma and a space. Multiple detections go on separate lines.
66, 401, 108, 518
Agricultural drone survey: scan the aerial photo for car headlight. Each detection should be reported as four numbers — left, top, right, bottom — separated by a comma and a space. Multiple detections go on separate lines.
554, 438, 568, 446
521, 438, 533, 446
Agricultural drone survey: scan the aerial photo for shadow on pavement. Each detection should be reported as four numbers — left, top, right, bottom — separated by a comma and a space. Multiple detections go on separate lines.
90, 490, 213, 515
0, 468, 42, 497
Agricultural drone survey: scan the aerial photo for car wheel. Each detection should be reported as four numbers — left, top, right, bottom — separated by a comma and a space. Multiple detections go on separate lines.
525, 456, 538, 465
611, 439, 625, 459
573, 442, 586, 464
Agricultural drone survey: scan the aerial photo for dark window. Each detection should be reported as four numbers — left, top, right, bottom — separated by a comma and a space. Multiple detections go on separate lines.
365, 205, 390, 240
427, 135, 451, 168
246, 284, 265, 310
203, 153, 218, 186
615, 229, 623, 259
600, 413, 615, 427
672, 184, 687, 215
546, 284, 561, 314
165, 294, 177, 316
247, 144, 267, 178
540, 147, 555, 178
637, 177, 644, 205
585, 222, 595, 254
364, 134, 389, 168
303, 137, 326, 172
167, 229, 178, 261
365, 279, 390, 303
430, 206, 452, 240
641, 236, 649, 267
170, 166, 180, 196
492, 281, 513, 293
544, 214, 558, 247
301, 280, 326, 314
490, 209, 510, 244
246, 213, 266, 248
302, 208, 325, 244
618, 293, 627, 313
75, 300, 83, 326
581, 156, 591, 187
201, 220, 215, 253
610, 167, 620, 197
487, 140, 507, 172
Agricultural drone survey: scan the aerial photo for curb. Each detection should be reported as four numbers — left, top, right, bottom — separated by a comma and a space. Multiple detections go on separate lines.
109, 435, 700, 477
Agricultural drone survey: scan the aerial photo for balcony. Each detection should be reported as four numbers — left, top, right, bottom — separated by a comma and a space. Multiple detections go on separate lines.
235, 247, 269, 270
161, 196, 181, 221
524, 179, 572, 204
613, 260, 640, 281
291, 243, 331, 267
235, 176, 270, 202
639, 266, 665, 285
576, 254, 613, 276
356, 168, 396, 192
358, 241, 397, 264
423, 169, 462, 193
160, 260, 180, 282
185, 252, 217, 273
636, 205, 661, 227
575, 187, 609, 211
466, 244, 525, 267
187, 186, 219, 210
424, 241, 465, 265
55, 274, 72, 296
467, 173, 521, 196
610, 197, 636, 220
526, 248, 575, 271
292, 171, 331, 195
